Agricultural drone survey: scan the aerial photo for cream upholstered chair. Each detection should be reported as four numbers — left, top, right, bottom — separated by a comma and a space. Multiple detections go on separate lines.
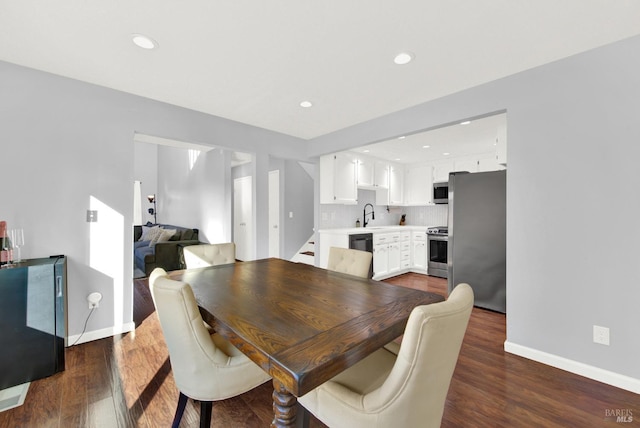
149, 268, 270, 428
298, 283, 474, 428
183, 243, 236, 269
327, 247, 373, 279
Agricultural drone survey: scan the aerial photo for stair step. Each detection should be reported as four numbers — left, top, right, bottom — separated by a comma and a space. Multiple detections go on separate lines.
300, 251, 315, 256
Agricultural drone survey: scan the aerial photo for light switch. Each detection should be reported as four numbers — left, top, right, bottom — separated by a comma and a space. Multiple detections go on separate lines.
87, 210, 98, 222
289, 211, 293, 218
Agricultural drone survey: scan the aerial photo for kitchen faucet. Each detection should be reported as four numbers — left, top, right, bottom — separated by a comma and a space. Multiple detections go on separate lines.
363, 203, 375, 227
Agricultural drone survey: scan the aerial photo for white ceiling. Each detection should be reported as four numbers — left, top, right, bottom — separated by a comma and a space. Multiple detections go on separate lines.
2, 1, 640, 140
352, 112, 506, 164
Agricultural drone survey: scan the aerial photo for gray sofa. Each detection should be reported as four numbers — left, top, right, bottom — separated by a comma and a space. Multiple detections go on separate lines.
134, 224, 199, 276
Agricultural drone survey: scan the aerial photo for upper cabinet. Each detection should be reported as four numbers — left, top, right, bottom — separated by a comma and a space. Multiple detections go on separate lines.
404, 164, 433, 206
376, 162, 403, 205
432, 160, 454, 183
356, 156, 389, 189
320, 153, 358, 204
374, 161, 390, 188
356, 155, 375, 188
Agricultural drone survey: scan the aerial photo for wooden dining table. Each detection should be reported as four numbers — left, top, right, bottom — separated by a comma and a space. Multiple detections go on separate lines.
169, 258, 444, 427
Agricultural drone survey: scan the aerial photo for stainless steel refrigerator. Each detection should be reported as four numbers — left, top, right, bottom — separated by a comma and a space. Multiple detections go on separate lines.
447, 170, 506, 313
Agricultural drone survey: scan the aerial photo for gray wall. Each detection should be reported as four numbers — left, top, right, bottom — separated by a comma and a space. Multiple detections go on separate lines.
157, 146, 232, 243
282, 160, 314, 259
0, 59, 307, 341
308, 35, 640, 383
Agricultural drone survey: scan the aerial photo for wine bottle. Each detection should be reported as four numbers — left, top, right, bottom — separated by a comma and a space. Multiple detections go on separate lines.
0, 221, 12, 265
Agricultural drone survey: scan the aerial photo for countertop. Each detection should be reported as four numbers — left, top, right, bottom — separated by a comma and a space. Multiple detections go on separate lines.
318, 225, 429, 235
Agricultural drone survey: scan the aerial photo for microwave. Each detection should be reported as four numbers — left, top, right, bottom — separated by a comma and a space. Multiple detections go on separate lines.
433, 181, 448, 204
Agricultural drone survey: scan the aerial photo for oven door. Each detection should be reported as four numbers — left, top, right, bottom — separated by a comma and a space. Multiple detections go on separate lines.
427, 234, 448, 278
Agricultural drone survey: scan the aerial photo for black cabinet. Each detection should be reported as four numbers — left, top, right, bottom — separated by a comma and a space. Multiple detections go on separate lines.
0, 257, 66, 389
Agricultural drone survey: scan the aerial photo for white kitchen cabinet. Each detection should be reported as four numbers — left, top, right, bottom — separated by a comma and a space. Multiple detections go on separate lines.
373, 233, 391, 277
389, 163, 404, 205
454, 158, 479, 173
404, 164, 433, 205
376, 162, 403, 206
433, 160, 454, 183
374, 161, 389, 188
400, 234, 411, 269
388, 242, 401, 274
373, 231, 410, 278
373, 243, 389, 277
320, 153, 358, 204
411, 231, 427, 271
356, 155, 375, 188
477, 155, 505, 172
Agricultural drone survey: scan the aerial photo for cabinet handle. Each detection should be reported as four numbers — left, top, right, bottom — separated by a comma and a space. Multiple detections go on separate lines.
56, 276, 63, 297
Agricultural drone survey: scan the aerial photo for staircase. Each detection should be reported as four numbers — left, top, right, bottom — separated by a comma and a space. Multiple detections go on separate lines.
291, 237, 315, 266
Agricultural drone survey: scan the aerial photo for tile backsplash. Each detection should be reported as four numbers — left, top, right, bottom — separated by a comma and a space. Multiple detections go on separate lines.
319, 189, 448, 229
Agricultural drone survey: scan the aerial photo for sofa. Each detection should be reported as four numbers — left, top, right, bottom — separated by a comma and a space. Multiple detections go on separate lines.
134, 224, 199, 276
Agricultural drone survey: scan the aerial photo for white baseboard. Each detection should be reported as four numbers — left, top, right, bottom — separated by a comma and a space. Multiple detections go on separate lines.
504, 341, 640, 394
67, 322, 136, 346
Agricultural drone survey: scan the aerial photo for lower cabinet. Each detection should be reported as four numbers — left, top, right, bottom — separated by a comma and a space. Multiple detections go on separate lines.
411, 232, 428, 272
373, 242, 389, 277
373, 231, 410, 280
319, 228, 429, 281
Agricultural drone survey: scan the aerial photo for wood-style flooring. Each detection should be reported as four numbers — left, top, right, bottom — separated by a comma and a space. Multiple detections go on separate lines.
0, 272, 637, 427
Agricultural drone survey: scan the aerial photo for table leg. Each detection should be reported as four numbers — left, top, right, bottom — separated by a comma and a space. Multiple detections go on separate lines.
271, 379, 297, 427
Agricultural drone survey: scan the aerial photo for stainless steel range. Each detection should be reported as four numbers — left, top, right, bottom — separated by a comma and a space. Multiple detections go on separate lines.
427, 226, 448, 278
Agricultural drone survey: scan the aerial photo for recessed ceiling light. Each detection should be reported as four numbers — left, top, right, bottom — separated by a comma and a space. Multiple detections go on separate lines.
394, 158, 401, 161
393, 52, 414, 65
460, 120, 471, 125
132, 34, 158, 50
363, 149, 370, 153
300, 101, 313, 108
398, 136, 406, 140
443, 152, 450, 156
422, 145, 430, 149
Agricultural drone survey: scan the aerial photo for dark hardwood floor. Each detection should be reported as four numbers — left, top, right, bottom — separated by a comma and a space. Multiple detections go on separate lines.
1, 272, 637, 427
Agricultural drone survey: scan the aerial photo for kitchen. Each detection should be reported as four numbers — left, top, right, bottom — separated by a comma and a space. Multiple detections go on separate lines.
318, 112, 507, 312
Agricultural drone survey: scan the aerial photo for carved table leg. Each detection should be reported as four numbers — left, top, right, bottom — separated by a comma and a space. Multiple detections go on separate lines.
271, 379, 297, 427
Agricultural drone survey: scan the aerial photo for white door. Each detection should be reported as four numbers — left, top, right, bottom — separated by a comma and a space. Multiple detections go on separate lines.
234, 176, 254, 261
268, 170, 280, 258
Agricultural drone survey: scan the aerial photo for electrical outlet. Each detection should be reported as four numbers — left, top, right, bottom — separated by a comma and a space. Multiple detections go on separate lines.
593, 325, 610, 345
87, 292, 103, 309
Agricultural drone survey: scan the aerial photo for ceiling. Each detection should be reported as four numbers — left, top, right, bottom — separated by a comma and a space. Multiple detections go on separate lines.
351, 112, 506, 165
2, 1, 640, 140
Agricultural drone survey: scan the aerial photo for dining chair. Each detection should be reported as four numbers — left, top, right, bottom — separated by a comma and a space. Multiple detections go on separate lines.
149, 268, 270, 428
326, 247, 373, 278
298, 283, 474, 428
183, 242, 236, 269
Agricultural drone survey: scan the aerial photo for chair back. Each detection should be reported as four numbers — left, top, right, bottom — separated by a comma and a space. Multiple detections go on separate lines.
183, 243, 236, 269
370, 283, 474, 427
327, 247, 373, 278
149, 268, 244, 400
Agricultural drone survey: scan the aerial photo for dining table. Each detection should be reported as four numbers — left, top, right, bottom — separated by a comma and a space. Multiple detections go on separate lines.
168, 257, 444, 427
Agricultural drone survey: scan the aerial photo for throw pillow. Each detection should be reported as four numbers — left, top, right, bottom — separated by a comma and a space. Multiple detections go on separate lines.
155, 228, 177, 243
139, 225, 160, 242
144, 227, 164, 246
